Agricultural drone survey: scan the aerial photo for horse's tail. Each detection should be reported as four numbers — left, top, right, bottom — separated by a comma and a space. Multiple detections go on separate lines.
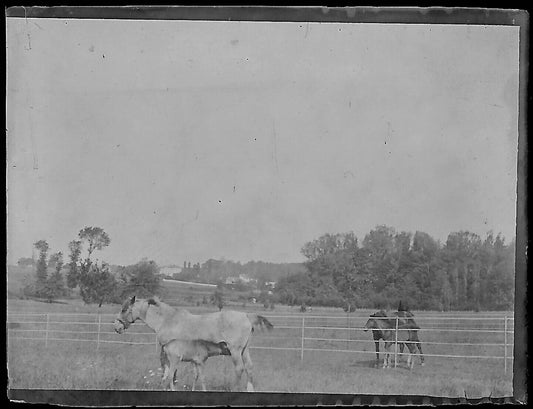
248, 314, 274, 332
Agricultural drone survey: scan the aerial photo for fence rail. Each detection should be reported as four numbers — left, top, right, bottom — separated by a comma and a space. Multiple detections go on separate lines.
7, 312, 514, 374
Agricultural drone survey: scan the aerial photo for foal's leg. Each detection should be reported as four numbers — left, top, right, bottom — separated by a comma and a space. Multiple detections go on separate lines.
405, 343, 414, 369
242, 347, 255, 392
196, 361, 207, 392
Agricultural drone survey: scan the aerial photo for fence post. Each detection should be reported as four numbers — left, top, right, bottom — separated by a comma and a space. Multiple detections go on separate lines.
346, 314, 350, 351
504, 315, 508, 374
45, 314, 49, 347
96, 314, 101, 351
300, 316, 305, 361
394, 316, 399, 368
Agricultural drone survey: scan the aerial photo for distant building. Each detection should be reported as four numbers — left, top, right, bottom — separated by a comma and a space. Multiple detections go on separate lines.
265, 281, 277, 289
239, 274, 253, 283
225, 276, 239, 285
160, 266, 182, 276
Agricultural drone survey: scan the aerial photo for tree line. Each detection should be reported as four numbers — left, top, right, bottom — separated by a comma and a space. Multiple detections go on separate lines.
19, 224, 515, 312
174, 259, 306, 286
274, 225, 515, 311
22, 226, 160, 306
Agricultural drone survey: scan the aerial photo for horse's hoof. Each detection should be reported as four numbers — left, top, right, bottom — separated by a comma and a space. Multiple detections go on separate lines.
420, 363, 425, 367
246, 382, 254, 392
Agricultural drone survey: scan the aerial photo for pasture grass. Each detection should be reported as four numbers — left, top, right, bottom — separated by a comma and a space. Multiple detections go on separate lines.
7, 299, 514, 397
7, 336, 512, 397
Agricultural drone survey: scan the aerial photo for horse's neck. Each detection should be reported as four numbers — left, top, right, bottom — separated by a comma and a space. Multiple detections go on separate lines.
140, 305, 167, 333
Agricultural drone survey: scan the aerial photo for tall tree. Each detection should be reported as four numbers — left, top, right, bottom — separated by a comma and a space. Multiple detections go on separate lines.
66, 240, 82, 288
33, 240, 49, 297
46, 252, 65, 302
444, 231, 482, 309
78, 226, 111, 260
75, 227, 113, 307
78, 262, 117, 307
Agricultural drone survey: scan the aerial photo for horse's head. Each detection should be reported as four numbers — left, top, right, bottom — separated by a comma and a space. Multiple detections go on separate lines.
364, 310, 388, 331
114, 295, 142, 334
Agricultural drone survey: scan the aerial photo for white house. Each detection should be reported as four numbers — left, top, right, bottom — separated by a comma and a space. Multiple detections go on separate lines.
225, 276, 239, 285
160, 266, 182, 276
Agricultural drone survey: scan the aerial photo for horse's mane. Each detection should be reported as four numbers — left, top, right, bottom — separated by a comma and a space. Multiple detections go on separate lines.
144, 297, 176, 315
371, 310, 388, 318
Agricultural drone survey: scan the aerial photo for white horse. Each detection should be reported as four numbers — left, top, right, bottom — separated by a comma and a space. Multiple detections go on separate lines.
114, 296, 273, 391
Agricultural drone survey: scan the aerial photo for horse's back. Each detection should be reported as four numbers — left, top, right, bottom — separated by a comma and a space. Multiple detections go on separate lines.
158, 309, 252, 347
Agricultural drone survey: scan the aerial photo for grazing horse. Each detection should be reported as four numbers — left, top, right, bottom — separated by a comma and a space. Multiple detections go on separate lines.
393, 309, 424, 365
364, 310, 424, 369
160, 338, 231, 391
367, 321, 406, 368
114, 296, 273, 391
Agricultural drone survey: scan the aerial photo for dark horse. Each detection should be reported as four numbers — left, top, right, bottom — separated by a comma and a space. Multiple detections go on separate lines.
364, 310, 425, 369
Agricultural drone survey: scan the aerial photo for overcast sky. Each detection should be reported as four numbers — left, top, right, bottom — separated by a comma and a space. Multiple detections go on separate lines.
7, 19, 519, 266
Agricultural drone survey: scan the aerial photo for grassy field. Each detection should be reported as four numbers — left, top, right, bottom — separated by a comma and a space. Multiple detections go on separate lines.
7, 299, 514, 397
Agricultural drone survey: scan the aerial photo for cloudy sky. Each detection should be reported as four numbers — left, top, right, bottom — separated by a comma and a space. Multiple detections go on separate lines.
7, 19, 519, 266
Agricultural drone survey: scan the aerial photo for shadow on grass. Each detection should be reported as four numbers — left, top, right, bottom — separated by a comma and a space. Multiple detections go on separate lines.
348, 359, 419, 372
348, 359, 382, 368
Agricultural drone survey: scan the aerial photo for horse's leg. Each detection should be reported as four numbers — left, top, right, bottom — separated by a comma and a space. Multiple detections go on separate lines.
160, 347, 170, 385
383, 342, 390, 368
405, 343, 412, 369
374, 341, 380, 367
168, 358, 178, 391
229, 348, 245, 391
191, 363, 197, 392
416, 341, 425, 366
242, 347, 255, 392
197, 361, 207, 392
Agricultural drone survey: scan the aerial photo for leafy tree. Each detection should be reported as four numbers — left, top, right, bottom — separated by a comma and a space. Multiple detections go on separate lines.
78, 226, 111, 259
72, 227, 113, 307
122, 260, 161, 297
211, 286, 225, 311
279, 225, 515, 311
46, 252, 65, 302
78, 261, 117, 307
33, 240, 49, 297
66, 240, 82, 288
443, 231, 482, 309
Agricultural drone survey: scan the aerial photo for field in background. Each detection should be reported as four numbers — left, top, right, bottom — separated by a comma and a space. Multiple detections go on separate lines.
7, 299, 514, 397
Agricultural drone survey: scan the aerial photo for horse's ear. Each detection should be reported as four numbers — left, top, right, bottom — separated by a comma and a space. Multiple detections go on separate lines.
398, 300, 408, 311
130, 295, 136, 304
